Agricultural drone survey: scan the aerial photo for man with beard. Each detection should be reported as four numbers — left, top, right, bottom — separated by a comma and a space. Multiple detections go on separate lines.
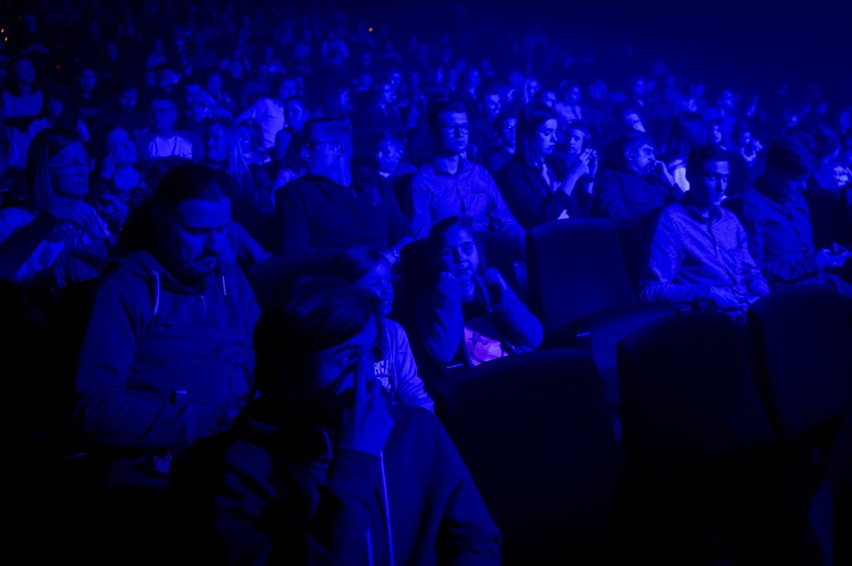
72, 163, 260, 562
210, 275, 501, 564
592, 129, 682, 288
640, 145, 769, 315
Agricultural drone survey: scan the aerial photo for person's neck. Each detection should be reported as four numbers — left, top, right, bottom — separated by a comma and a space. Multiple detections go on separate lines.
19, 83, 33, 96
156, 127, 176, 137
433, 153, 460, 174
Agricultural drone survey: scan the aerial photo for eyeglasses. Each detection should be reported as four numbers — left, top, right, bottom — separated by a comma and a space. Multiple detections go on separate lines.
440, 124, 469, 135
48, 158, 91, 171
303, 140, 341, 153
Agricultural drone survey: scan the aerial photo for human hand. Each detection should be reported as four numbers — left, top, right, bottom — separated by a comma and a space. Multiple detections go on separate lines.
436, 271, 462, 302
816, 245, 852, 270
99, 150, 118, 179
709, 286, 751, 310
483, 266, 508, 303
653, 160, 675, 185
339, 356, 393, 456
48, 200, 110, 240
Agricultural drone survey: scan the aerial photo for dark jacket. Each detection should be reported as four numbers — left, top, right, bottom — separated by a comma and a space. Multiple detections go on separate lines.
213, 402, 501, 564
73, 250, 259, 489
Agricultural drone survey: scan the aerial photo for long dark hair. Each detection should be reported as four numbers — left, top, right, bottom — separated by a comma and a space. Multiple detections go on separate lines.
514, 102, 557, 169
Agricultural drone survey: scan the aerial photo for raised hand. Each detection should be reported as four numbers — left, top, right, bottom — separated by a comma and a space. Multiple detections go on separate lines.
339, 356, 393, 456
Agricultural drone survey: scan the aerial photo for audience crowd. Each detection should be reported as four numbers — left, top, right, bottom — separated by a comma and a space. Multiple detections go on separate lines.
2, 0, 851, 563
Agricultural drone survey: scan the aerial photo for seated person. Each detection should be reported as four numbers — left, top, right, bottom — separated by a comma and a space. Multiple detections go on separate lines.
210, 275, 501, 564
274, 117, 413, 262
409, 100, 524, 247
330, 245, 435, 412
0, 127, 113, 289
495, 104, 596, 229
73, 163, 260, 562
415, 214, 543, 372
640, 145, 770, 314
739, 136, 852, 298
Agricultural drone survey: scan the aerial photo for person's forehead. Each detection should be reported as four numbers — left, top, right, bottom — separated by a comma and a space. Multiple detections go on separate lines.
702, 160, 730, 173
568, 129, 587, 138
50, 142, 87, 164
176, 197, 231, 227
440, 111, 468, 124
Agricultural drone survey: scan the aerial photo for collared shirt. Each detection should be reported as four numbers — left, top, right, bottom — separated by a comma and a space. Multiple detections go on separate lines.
409, 157, 523, 241
640, 195, 770, 304
739, 180, 819, 287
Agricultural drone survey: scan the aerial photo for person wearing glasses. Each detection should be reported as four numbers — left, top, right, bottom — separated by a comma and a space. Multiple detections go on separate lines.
408, 100, 524, 259
273, 117, 413, 262
0, 127, 113, 287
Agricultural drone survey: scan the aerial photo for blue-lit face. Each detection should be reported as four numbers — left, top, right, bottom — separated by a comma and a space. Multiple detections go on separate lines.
693, 160, 730, 209
438, 111, 469, 154
162, 197, 231, 283
567, 128, 586, 156
439, 226, 479, 282
534, 119, 558, 157
627, 143, 655, 175
315, 316, 378, 394
766, 168, 808, 203
48, 141, 90, 198
356, 260, 394, 316
484, 94, 501, 119
206, 122, 228, 163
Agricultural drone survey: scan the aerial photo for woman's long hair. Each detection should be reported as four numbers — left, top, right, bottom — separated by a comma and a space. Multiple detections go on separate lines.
24, 127, 81, 212
514, 102, 557, 170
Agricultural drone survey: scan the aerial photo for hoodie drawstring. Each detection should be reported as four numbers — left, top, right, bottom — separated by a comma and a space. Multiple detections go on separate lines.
380, 451, 394, 566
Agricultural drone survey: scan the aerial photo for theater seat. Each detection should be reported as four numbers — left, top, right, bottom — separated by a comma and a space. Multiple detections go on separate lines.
525, 218, 677, 414
435, 348, 627, 564
616, 311, 821, 564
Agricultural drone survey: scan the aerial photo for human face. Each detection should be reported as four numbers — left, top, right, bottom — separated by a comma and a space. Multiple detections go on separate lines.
106, 127, 137, 166
484, 94, 501, 119
118, 88, 138, 113
439, 225, 479, 282
380, 82, 395, 105
315, 316, 378, 394
79, 69, 96, 92
567, 128, 587, 155
303, 133, 343, 175
539, 91, 557, 108
625, 112, 645, 132
356, 261, 394, 316
526, 79, 540, 100
48, 141, 90, 198
498, 118, 517, 147
162, 197, 231, 283
14, 58, 36, 83
206, 122, 228, 163
533, 119, 558, 158
206, 73, 222, 94
627, 143, 655, 175
438, 111, 469, 154
285, 100, 307, 130
710, 123, 723, 145
377, 139, 402, 173
692, 160, 730, 209
765, 168, 808, 203
150, 100, 177, 132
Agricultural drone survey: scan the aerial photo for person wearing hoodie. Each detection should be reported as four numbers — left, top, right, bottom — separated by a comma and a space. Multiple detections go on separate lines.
208, 275, 501, 564
72, 162, 260, 563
